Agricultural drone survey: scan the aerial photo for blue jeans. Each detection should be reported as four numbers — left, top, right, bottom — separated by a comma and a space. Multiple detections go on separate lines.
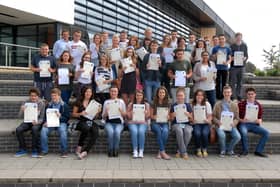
40, 123, 68, 153
205, 90, 216, 108
128, 124, 147, 151
151, 123, 169, 152
216, 127, 241, 153
238, 123, 269, 153
193, 124, 210, 150
104, 123, 124, 151
61, 90, 72, 104
144, 80, 160, 103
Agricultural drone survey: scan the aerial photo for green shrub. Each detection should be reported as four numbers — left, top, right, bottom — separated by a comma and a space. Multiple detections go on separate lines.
254, 69, 266, 76
266, 68, 280, 76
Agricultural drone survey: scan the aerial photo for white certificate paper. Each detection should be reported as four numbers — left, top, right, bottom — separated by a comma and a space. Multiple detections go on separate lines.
46, 108, 60, 127
175, 71, 186, 87
156, 107, 169, 123
84, 100, 101, 120
234, 51, 244, 66
119, 42, 127, 49
121, 57, 135, 74
174, 104, 189, 123
108, 100, 121, 120
148, 54, 160, 70
195, 48, 203, 61
135, 47, 148, 61
132, 104, 145, 122
204, 68, 217, 83
96, 76, 110, 91
163, 48, 174, 63
193, 105, 206, 123
245, 104, 259, 122
217, 51, 227, 65
58, 68, 70, 85
39, 60, 51, 77
24, 103, 38, 123
81, 61, 94, 79
110, 48, 122, 61
220, 111, 233, 131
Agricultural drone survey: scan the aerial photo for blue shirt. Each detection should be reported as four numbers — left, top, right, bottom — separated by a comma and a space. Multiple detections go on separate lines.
212, 46, 231, 70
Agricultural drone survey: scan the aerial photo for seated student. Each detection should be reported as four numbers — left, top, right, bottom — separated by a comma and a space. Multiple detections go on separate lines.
40, 88, 70, 158
102, 86, 126, 157
168, 48, 192, 103
150, 86, 171, 160
15, 88, 46, 158
213, 86, 241, 157
127, 90, 150, 158
191, 89, 212, 158
238, 87, 269, 157
72, 86, 101, 160
170, 88, 193, 160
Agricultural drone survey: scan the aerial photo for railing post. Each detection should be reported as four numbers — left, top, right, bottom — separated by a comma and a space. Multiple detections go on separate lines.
28, 49, 32, 67
5, 45, 8, 67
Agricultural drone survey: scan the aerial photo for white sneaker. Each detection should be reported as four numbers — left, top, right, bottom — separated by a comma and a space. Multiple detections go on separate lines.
138, 150, 144, 158
133, 150, 138, 158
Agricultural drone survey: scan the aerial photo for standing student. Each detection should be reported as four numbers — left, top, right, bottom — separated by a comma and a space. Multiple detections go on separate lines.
127, 90, 150, 158
230, 32, 248, 101
75, 52, 93, 98
53, 30, 70, 60
72, 86, 100, 159
212, 34, 232, 99
191, 39, 207, 67
15, 88, 45, 158
168, 48, 192, 103
192, 89, 212, 157
238, 87, 269, 157
67, 30, 88, 68
101, 31, 111, 50
142, 40, 165, 103
142, 37, 152, 52
120, 47, 137, 105
192, 51, 217, 108
94, 54, 114, 105
56, 51, 75, 104
170, 88, 193, 159
107, 34, 122, 80
89, 33, 103, 67
120, 30, 129, 43
150, 87, 171, 160
127, 35, 140, 49
102, 86, 126, 157
158, 35, 172, 54
170, 30, 178, 49
213, 86, 241, 157
186, 33, 196, 52
30, 43, 56, 101
40, 88, 70, 158
141, 27, 153, 45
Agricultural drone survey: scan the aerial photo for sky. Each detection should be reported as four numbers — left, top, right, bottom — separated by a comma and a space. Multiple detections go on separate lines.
204, 0, 280, 70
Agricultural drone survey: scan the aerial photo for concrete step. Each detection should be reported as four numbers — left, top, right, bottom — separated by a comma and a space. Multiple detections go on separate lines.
243, 84, 280, 100
0, 119, 279, 154
245, 76, 280, 85
0, 69, 33, 80
0, 80, 33, 96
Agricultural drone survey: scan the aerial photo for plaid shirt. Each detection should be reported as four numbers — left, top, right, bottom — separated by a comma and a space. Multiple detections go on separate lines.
238, 100, 263, 120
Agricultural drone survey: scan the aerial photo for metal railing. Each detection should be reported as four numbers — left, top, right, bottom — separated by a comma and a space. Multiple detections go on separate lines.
0, 42, 40, 68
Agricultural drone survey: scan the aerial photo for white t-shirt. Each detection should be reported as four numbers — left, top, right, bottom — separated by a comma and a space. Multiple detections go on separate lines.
102, 98, 126, 124
198, 64, 216, 91
67, 40, 88, 67
193, 102, 212, 115
170, 39, 177, 49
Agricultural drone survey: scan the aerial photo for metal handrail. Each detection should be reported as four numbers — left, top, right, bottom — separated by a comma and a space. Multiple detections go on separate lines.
0, 42, 40, 50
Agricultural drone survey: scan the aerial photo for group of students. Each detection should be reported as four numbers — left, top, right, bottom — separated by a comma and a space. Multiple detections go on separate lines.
15, 28, 269, 159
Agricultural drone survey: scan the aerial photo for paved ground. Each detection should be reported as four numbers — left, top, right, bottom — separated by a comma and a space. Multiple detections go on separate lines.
0, 153, 280, 183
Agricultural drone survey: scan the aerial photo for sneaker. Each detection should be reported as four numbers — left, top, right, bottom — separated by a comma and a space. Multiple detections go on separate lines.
182, 153, 189, 160
138, 150, 144, 158
202, 150, 208, 158
240, 151, 248, 156
113, 150, 119, 157
254, 152, 268, 158
133, 150, 138, 159
219, 151, 226, 158
38, 152, 48, 158
15, 150, 27, 157
108, 150, 113, 157
31, 151, 39, 158
175, 152, 181, 158
61, 152, 68, 158
227, 151, 238, 157
196, 150, 202, 157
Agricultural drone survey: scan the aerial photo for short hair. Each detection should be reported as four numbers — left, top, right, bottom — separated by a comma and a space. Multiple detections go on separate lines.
189, 33, 195, 36
145, 27, 153, 32
112, 34, 120, 40
51, 88, 61, 96
150, 40, 159, 46
110, 84, 119, 91
73, 30, 82, 34
218, 34, 225, 38
245, 87, 256, 93
223, 85, 232, 91
40, 43, 49, 48
120, 30, 127, 34
171, 29, 177, 33
212, 35, 218, 39
101, 31, 108, 35
61, 30, 69, 34
174, 48, 185, 54
28, 87, 40, 96
176, 87, 186, 96
235, 32, 242, 38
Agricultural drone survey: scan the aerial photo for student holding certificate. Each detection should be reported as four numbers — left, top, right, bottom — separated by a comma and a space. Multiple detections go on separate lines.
126, 90, 150, 158
213, 86, 240, 157
168, 48, 192, 103
72, 87, 101, 159
193, 51, 217, 108
102, 86, 126, 157
94, 54, 114, 105
89, 33, 103, 67
75, 52, 94, 98
211, 34, 232, 99
230, 32, 248, 101
30, 43, 56, 101
127, 35, 140, 50
119, 47, 138, 105
56, 51, 75, 104
170, 88, 193, 160
107, 34, 122, 80
15, 88, 45, 158
40, 88, 70, 158
142, 40, 165, 103
238, 87, 269, 157
191, 39, 206, 68
191, 89, 212, 158
150, 87, 171, 160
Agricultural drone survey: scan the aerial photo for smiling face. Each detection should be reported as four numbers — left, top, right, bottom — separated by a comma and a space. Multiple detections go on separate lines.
110, 87, 119, 99
223, 88, 232, 100
201, 52, 209, 62
175, 50, 184, 61
126, 48, 134, 57
62, 31, 69, 41
247, 91, 256, 102
94, 34, 101, 44
40, 45, 49, 57
84, 88, 93, 100
158, 88, 166, 101
83, 54, 91, 62
176, 90, 185, 104
62, 52, 70, 62
195, 91, 204, 104
135, 92, 144, 103
51, 93, 60, 103
73, 31, 81, 42
29, 92, 39, 102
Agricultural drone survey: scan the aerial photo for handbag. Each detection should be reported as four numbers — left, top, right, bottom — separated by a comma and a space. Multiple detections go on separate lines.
209, 126, 217, 144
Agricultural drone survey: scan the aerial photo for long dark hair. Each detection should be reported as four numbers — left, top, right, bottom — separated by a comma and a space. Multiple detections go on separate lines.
192, 89, 207, 106
153, 86, 169, 106
201, 51, 211, 67
133, 90, 145, 104
76, 86, 94, 108
191, 39, 206, 58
